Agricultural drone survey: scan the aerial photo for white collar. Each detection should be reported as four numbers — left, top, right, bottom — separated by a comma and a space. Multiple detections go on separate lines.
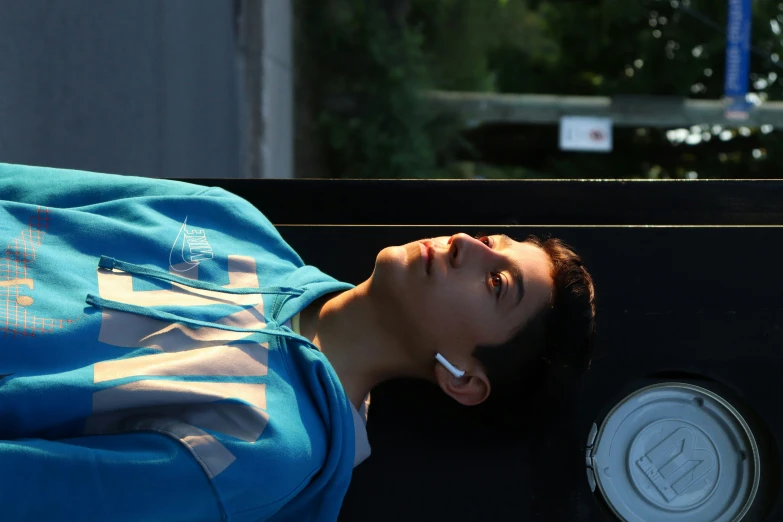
350, 395, 372, 467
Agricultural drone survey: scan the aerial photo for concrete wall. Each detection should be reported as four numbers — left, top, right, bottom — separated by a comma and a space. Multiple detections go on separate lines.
261, 0, 293, 179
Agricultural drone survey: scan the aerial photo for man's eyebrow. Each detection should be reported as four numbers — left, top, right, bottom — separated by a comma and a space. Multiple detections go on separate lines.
498, 235, 525, 308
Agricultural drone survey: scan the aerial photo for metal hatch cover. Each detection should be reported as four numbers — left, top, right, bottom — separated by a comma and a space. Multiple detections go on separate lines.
589, 383, 759, 522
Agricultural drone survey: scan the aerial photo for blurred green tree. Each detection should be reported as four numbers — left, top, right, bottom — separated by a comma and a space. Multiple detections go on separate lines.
297, 0, 783, 179
428, 0, 783, 179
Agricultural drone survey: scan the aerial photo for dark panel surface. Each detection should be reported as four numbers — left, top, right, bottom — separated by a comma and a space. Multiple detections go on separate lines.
184, 179, 783, 521
280, 225, 783, 522
193, 178, 783, 225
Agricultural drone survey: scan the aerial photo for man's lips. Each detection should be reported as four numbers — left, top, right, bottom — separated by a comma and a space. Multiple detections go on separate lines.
420, 240, 435, 274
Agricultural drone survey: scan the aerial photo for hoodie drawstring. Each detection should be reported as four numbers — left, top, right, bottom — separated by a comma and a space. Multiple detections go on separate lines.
96, 256, 303, 297
86, 256, 307, 344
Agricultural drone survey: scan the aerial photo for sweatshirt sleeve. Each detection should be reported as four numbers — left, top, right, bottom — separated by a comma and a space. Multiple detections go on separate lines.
0, 432, 225, 522
0, 163, 220, 207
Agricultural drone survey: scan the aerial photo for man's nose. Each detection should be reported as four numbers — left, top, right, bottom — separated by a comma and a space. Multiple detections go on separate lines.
447, 233, 478, 269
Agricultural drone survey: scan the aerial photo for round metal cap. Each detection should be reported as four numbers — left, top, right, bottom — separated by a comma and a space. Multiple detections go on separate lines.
589, 383, 759, 522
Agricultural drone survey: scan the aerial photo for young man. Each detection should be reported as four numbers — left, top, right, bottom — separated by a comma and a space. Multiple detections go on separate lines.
0, 163, 595, 521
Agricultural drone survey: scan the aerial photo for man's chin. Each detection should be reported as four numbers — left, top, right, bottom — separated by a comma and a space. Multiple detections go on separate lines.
371, 244, 419, 285
376, 243, 415, 264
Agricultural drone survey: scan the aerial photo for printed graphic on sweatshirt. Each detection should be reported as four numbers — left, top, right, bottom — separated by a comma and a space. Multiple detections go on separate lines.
169, 217, 214, 273
88, 255, 270, 479
1, 207, 79, 338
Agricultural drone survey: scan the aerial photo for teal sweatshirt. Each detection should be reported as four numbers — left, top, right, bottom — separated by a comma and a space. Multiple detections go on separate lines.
0, 163, 356, 521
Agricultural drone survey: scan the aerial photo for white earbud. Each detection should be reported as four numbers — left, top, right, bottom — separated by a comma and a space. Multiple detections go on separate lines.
435, 353, 465, 378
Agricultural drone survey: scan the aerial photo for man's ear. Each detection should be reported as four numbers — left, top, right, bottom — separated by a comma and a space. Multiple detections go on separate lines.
434, 362, 491, 406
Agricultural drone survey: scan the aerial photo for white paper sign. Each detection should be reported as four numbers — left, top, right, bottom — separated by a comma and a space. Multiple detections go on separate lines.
559, 116, 613, 152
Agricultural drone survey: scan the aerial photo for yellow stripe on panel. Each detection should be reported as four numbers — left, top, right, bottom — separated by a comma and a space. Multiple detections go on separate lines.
93, 343, 269, 383
97, 310, 251, 350
92, 380, 267, 413
85, 402, 270, 444
225, 256, 260, 288
130, 417, 238, 479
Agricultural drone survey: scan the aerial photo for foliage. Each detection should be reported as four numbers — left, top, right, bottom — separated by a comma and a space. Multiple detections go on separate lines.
299, 0, 783, 179
297, 0, 439, 178
410, 0, 561, 93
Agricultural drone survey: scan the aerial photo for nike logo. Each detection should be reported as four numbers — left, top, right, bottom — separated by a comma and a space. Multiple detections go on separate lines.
169, 217, 214, 272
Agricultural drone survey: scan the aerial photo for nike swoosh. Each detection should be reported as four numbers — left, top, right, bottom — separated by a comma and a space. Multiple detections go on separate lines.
169, 217, 199, 272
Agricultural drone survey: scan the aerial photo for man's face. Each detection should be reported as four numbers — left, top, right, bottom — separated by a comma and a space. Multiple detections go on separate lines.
370, 233, 554, 361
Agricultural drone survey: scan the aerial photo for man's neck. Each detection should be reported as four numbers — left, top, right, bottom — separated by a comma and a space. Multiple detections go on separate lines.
298, 281, 428, 409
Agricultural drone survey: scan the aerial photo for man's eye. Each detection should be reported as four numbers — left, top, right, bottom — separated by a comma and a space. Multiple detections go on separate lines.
478, 236, 492, 247
489, 273, 503, 297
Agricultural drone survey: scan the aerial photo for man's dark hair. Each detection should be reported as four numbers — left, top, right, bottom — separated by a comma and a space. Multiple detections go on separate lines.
471, 234, 596, 426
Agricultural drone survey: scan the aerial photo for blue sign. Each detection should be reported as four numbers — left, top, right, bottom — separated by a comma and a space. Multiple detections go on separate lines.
724, 0, 752, 119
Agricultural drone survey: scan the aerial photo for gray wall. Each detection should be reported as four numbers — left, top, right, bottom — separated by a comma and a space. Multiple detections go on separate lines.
0, 0, 246, 179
